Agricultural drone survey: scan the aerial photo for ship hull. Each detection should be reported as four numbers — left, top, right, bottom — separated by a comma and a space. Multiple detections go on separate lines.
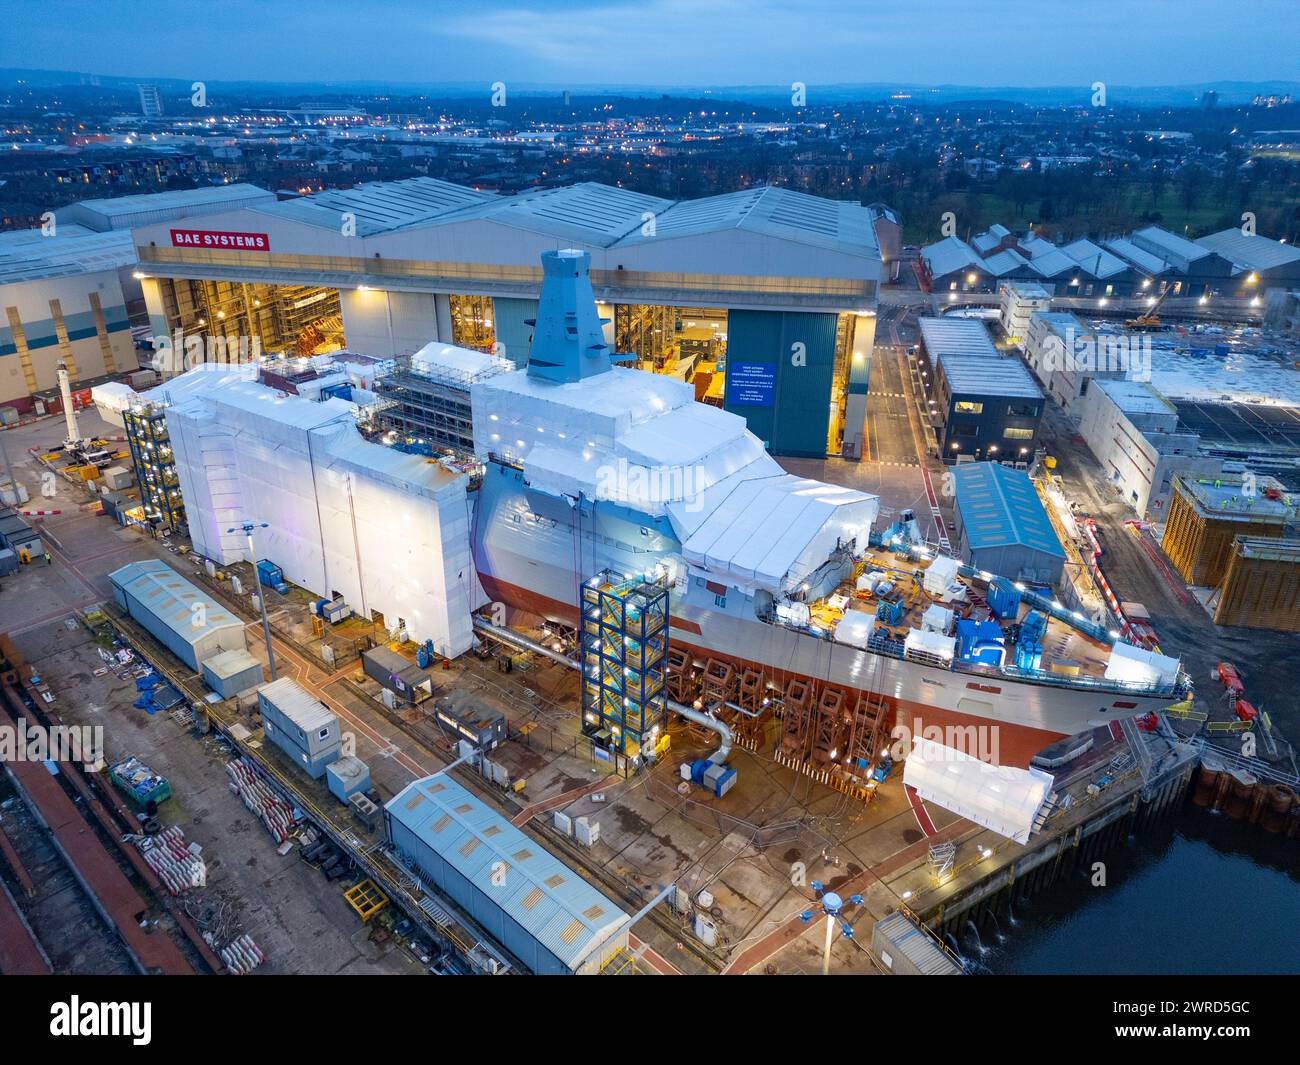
472, 468, 1173, 770
476, 571, 1169, 770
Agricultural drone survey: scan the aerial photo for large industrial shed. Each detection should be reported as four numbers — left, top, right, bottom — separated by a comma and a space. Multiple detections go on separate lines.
109, 559, 246, 669
950, 462, 1065, 586
386, 775, 629, 975
129, 177, 883, 459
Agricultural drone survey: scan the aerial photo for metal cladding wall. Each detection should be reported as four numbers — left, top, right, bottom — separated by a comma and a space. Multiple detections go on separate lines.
491, 297, 539, 369
723, 309, 838, 457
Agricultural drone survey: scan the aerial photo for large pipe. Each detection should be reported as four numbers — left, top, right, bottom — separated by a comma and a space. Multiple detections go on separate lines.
472, 617, 732, 763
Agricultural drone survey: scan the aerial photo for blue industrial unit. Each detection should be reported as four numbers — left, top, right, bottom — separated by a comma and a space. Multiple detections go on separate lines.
256, 559, 289, 595
955, 619, 1007, 666
876, 597, 905, 625
259, 677, 341, 779
986, 576, 1023, 620
950, 463, 1066, 586
1016, 610, 1048, 672
109, 560, 246, 670
386, 775, 630, 975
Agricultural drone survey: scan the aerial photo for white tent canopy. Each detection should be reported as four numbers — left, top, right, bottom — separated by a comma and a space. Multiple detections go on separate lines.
903, 736, 1053, 844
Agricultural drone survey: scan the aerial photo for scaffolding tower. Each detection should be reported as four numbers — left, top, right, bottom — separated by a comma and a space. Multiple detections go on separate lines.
123, 402, 184, 533
580, 571, 669, 775
370, 355, 510, 455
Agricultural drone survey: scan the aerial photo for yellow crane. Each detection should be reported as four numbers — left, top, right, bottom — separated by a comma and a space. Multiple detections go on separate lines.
1123, 284, 1173, 330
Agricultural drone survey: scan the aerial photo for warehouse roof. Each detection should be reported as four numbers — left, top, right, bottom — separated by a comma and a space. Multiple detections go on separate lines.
939, 354, 1044, 399
1131, 225, 1213, 266
971, 223, 1012, 255
983, 248, 1029, 276
0, 228, 136, 284
469, 182, 672, 247
921, 235, 984, 279
257, 177, 492, 235
621, 185, 880, 255
62, 184, 276, 230
1061, 238, 1131, 279
952, 462, 1065, 557
1103, 237, 1169, 276
108, 559, 243, 646
242, 177, 882, 258
387, 774, 629, 972
1196, 228, 1300, 271
919, 316, 1000, 359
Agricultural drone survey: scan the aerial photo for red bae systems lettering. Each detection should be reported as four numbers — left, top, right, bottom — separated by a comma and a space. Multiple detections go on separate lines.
170, 229, 271, 251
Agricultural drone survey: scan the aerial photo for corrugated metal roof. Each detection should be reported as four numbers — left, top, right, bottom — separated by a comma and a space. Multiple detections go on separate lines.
982, 247, 1028, 276
952, 462, 1064, 557
1131, 225, 1211, 263
108, 559, 243, 647
1060, 238, 1131, 279
918, 316, 999, 359
0, 229, 136, 284
1103, 237, 1167, 276
921, 236, 984, 279
939, 355, 1044, 398
257, 177, 493, 236
387, 775, 628, 971
258, 677, 336, 733
1196, 228, 1300, 271
64, 184, 274, 226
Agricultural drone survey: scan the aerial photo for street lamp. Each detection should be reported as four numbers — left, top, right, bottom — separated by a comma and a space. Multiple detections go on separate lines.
799, 881, 864, 975
228, 520, 277, 680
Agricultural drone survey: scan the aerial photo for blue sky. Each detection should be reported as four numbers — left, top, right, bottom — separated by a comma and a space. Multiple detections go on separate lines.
3, 0, 1297, 88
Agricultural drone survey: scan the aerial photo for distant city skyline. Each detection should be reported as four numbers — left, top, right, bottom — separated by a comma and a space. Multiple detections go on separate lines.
4, 0, 1298, 90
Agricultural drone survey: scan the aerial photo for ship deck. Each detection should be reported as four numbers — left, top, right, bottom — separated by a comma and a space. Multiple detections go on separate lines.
803, 547, 1114, 684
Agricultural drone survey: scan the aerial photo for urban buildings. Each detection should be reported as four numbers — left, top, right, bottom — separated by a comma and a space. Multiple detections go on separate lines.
1076, 379, 1222, 518
916, 316, 1045, 464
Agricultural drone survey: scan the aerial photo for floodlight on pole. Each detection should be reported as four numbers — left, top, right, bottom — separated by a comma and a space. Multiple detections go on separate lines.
799, 880, 864, 975
228, 520, 276, 680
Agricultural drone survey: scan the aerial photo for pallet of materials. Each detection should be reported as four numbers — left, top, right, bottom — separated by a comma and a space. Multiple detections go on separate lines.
225, 757, 297, 843
132, 826, 207, 895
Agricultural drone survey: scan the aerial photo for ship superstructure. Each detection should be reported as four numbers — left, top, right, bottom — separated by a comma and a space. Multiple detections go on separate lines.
156, 248, 1189, 809
464, 249, 1189, 777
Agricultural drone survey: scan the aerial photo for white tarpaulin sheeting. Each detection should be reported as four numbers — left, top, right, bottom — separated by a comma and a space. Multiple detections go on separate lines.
1104, 641, 1180, 688
163, 371, 482, 656
903, 737, 1054, 844
470, 357, 878, 595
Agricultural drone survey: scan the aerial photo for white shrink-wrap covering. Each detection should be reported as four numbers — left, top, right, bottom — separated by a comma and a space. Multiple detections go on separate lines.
1104, 642, 1180, 688
90, 381, 136, 427
904, 627, 956, 662
162, 372, 482, 657
833, 607, 877, 649
903, 737, 1054, 844
923, 554, 960, 597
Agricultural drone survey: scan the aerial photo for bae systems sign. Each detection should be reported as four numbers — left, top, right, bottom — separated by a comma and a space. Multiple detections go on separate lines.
170, 228, 271, 251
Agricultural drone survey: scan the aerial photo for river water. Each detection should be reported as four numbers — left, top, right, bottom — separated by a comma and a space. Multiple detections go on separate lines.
963, 806, 1300, 974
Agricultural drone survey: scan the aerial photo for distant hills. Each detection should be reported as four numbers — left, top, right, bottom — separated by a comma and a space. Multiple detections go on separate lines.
2, 67, 1298, 107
